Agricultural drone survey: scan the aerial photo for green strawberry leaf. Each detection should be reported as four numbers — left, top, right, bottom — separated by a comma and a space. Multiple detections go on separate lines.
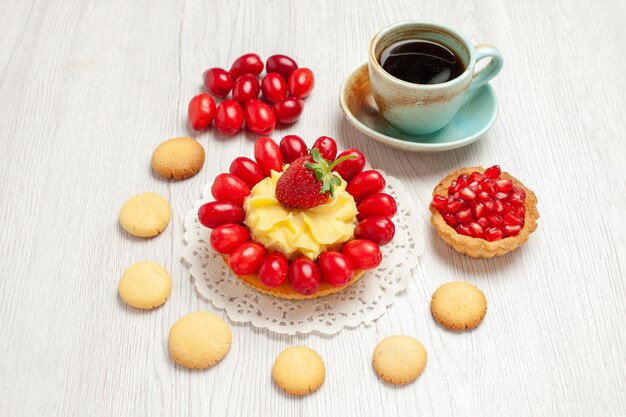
304, 147, 357, 197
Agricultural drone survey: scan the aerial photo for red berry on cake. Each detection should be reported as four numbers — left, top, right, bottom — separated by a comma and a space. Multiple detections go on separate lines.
198, 201, 245, 229
228, 242, 266, 276
258, 252, 289, 287
346, 170, 386, 203
288, 256, 321, 295
210, 224, 250, 254
356, 193, 397, 221
229, 157, 265, 188
342, 239, 382, 270
331, 148, 365, 182
211, 173, 251, 207
312, 136, 337, 161
354, 217, 395, 246
279, 134, 308, 164
317, 251, 354, 287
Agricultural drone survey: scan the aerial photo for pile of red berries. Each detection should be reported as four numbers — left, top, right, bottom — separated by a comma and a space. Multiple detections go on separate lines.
188, 53, 315, 136
431, 165, 527, 241
197, 135, 397, 296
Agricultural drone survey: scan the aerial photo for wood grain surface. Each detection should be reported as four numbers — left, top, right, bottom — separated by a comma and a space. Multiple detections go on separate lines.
0, 0, 624, 416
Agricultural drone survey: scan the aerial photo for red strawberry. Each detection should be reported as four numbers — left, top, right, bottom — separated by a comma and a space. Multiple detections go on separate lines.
275, 148, 355, 209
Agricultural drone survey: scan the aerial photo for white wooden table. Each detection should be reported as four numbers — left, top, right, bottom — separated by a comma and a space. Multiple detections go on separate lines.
1, 0, 624, 415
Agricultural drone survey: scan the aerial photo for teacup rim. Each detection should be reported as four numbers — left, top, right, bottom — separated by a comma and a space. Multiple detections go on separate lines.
369, 20, 477, 90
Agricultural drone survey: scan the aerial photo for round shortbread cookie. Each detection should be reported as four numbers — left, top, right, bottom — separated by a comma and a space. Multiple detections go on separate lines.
372, 335, 427, 385
169, 312, 232, 369
431, 281, 487, 330
272, 346, 325, 396
151, 137, 205, 180
118, 261, 172, 309
119, 192, 171, 238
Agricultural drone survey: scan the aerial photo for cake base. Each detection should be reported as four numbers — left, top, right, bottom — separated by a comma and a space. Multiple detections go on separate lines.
221, 255, 366, 300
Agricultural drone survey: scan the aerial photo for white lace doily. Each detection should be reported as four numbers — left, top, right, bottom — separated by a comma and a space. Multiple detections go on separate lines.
182, 170, 424, 335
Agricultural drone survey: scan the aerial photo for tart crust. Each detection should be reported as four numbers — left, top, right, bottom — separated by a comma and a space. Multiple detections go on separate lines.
221, 255, 366, 300
430, 166, 539, 258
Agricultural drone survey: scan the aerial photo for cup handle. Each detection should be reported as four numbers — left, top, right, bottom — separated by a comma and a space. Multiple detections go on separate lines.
468, 44, 503, 93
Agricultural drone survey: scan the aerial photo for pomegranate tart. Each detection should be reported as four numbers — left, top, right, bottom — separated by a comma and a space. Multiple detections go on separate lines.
430, 165, 539, 258
198, 135, 397, 300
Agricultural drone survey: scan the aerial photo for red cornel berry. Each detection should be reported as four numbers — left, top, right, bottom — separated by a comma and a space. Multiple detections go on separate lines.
229, 53, 264, 80
273, 97, 303, 124
228, 242, 266, 276
215, 100, 244, 135
198, 201, 245, 229
342, 240, 382, 270
288, 257, 321, 295
266, 54, 298, 80
288, 68, 315, 98
261, 73, 288, 103
188, 93, 216, 130
318, 251, 354, 287
244, 99, 276, 135
232, 74, 260, 104
258, 252, 289, 287
203, 68, 233, 97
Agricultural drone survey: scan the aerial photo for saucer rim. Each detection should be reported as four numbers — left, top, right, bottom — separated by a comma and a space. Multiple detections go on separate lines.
339, 62, 499, 152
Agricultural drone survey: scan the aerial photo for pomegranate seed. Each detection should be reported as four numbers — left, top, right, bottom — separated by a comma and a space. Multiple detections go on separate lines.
509, 191, 525, 206
484, 227, 504, 241
495, 192, 509, 200
469, 222, 484, 238
480, 178, 496, 195
484, 201, 496, 212
456, 224, 473, 237
512, 205, 525, 218
443, 213, 457, 227
473, 203, 489, 218
432, 195, 447, 210
448, 180, 459, 194
477, 191, 491, 202
456, 208, 473, 224
446, 199, 465, 213
460, 187, 477, 201
494, 200, 506, 214
468, 181, 480, 192
484, 165, 501, 179
477, 217, 489, 228
504, 211, 524, 226
487, 215, 504, 227
511, 186, 526, 198
503, 224, 522, 237
469, 171, 484, 182
502, 202, 514, 214
495, 178, 513, 192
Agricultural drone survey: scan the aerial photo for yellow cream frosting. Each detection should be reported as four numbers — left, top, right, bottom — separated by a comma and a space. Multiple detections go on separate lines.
243, 169, 358, 260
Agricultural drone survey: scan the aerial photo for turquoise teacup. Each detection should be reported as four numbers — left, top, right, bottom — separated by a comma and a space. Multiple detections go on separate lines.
368, 21, 503, 135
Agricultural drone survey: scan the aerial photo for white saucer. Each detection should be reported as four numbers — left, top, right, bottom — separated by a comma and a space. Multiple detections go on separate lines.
339, 63, 499, 152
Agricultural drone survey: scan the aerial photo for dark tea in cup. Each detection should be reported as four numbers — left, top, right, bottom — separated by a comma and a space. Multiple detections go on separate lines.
379, 39, 464, 85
